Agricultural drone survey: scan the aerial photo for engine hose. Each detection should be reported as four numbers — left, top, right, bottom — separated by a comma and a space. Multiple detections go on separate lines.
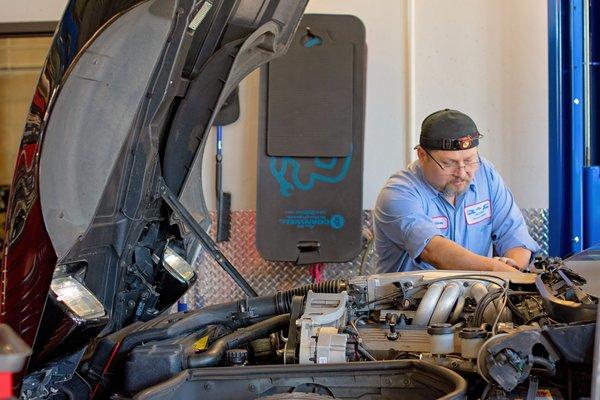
357, 344, 377, 361
531, 356, 556, 376
274, 280, 347, 314
506, 298, 526, 323
473, 290, 503, 326
187, 314, 290, 368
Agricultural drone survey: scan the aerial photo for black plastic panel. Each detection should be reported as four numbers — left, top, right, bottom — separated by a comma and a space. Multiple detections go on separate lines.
256, 14, 366, 264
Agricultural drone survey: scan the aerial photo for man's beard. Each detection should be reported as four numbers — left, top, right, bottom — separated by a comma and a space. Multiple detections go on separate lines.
441, 178, 469, 197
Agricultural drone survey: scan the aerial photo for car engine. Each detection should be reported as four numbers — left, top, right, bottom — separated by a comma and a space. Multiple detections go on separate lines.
23, 257, 596, 400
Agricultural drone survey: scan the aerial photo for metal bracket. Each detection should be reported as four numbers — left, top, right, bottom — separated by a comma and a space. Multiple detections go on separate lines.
158, 178, 258, 297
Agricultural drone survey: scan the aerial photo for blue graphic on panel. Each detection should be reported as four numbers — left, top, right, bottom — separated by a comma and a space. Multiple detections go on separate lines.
330, 214, 345, 230
277, 210, 346, 230
269, 149, 352, 197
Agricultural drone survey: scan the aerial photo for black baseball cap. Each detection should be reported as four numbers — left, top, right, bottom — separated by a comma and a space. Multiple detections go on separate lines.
417, 109, 483, 151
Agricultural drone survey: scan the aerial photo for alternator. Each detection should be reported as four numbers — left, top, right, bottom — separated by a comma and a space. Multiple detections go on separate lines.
298, 291, 349, 364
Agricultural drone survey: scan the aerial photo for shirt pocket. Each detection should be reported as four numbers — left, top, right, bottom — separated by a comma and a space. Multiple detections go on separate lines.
466, 219, 493, 256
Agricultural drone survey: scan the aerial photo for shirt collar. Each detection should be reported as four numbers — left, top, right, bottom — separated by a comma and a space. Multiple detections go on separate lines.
412, 161, 478, 199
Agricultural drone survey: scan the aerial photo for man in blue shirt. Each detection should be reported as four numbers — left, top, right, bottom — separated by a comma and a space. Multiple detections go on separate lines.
373, 109, 540, 273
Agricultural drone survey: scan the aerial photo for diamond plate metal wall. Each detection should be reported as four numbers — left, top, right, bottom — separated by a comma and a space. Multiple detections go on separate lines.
521, 208, 549, 256
188, 209, 548, 308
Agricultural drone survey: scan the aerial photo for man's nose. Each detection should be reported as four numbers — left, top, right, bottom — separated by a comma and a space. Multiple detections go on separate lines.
454, 167, 469, 178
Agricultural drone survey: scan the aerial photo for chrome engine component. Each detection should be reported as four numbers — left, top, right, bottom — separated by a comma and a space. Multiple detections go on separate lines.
413, 281, 445, 326
298, 291, 349, 364
430, 282, 462, 325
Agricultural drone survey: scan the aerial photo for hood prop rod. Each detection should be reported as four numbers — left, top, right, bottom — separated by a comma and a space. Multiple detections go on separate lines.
159, 178, 258, 297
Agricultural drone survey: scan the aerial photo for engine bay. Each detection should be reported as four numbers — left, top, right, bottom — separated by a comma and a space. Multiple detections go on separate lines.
24, 257, 596, 400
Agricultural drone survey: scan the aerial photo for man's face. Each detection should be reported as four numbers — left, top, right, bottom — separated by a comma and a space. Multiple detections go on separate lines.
417, 147, 480, 197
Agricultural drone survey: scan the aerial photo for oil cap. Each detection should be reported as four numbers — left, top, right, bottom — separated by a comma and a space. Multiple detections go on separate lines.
459, 327, 487, 339
427, 323, 454, 335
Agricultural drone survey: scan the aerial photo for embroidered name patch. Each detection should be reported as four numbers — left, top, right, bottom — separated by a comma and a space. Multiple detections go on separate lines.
432, 216, 448, 230
464, 200, 491, 225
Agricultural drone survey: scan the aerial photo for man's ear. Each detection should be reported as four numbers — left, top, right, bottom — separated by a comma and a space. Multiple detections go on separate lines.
416, 147, 426, 163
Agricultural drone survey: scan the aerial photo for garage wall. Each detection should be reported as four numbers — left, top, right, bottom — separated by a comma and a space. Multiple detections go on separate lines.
413, 0, 548, 209
0, 0, 548, 210
0, 0, 65, 23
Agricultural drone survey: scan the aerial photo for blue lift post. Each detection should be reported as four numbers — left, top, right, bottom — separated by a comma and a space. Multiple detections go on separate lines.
548, 0, 600, 256
583, 0, 600, 249
570, 0, 584, 255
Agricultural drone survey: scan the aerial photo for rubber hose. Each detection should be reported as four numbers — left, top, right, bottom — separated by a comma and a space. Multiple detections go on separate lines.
357, 344, 376, 361
187, 314, 290, 368
531, 356, 556, 376
275, 280, 347, 314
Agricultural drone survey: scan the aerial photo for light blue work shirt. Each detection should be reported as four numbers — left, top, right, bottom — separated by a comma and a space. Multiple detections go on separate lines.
373, 157, 540, 273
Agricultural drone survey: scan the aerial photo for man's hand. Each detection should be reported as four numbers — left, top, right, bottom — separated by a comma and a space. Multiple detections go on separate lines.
503, 247, 532, 270
494, 256, 519, 268
492, 258, 521, 272
494, 256, 534, 272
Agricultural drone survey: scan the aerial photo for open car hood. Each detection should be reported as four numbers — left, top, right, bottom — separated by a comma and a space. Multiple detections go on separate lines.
1, 0, 307, 374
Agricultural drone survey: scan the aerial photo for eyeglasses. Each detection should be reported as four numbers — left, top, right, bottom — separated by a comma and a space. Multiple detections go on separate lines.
422, 147, 481, 174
